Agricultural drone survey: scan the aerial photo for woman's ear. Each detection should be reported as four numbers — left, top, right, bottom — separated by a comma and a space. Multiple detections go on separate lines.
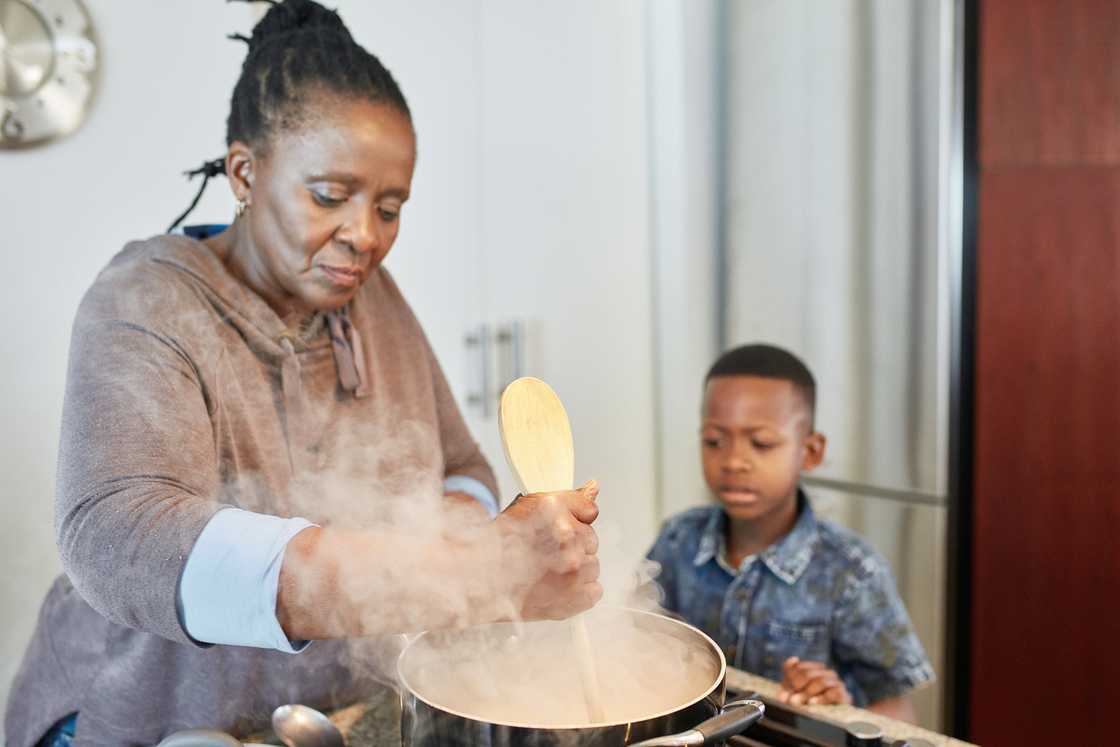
801, 431, 826, 471
225, 141, 255, 205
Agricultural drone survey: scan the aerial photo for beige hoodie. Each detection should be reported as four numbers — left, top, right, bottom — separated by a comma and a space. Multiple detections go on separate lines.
5, 234, 496, 746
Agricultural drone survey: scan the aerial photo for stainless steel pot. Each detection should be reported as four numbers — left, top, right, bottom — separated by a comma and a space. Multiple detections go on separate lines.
397, 608, 764, 746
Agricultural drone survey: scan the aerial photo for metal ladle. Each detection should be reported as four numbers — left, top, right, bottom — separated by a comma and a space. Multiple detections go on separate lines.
271, 704, 345, 747
155, 729, 275, 746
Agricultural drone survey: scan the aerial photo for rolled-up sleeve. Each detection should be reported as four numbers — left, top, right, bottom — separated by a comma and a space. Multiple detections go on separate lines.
178, 507, 315, 651
830, 560, 936, 704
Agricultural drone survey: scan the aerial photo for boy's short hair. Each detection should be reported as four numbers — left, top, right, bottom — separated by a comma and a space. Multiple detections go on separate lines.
705, 343, 816, 423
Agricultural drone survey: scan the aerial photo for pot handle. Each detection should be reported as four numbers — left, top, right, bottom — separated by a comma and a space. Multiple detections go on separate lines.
694, 698, 766, 743
629, 698, 765, 746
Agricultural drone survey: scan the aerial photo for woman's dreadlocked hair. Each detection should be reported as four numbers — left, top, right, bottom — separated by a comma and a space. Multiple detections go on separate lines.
226, 0, 410, 149
168, 0, 411, 231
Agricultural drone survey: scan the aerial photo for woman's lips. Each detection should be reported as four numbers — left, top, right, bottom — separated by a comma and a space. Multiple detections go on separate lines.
319, 265, 363, 288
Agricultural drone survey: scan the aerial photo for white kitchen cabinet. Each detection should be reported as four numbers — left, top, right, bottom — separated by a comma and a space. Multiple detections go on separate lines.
364, 0, 660, 561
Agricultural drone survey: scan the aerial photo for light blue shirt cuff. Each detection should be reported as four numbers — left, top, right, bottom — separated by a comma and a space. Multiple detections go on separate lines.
444, 475, 499, 517
178, 507, 316, 653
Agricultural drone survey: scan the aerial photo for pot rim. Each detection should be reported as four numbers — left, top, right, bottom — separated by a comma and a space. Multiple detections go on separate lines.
396, 607, 727, 731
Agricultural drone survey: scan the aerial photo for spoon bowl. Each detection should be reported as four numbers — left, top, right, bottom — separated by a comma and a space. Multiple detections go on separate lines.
271, 704, 345, 747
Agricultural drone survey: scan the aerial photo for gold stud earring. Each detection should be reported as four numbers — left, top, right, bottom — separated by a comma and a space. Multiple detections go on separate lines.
235, 198, 248, 218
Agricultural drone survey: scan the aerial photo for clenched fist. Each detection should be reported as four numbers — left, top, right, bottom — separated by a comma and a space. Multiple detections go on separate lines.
495, 479, 601, 620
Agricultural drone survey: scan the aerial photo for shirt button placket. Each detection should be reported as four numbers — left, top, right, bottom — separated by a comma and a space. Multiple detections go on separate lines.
731, 563, 760, 670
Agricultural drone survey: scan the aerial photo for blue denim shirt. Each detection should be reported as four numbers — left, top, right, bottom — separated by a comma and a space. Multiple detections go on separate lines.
645, 493, 935, 706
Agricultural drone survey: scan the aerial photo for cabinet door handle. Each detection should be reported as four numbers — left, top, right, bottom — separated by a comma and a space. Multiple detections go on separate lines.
495, 320, 524, 391
465, 323, 491, 418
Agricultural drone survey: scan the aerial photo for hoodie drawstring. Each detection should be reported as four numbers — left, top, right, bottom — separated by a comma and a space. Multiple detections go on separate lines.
277, 311, 366, 471
278, 335, 306, 467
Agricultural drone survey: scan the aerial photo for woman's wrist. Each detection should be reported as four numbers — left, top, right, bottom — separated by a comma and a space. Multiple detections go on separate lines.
276, 526, 333, 639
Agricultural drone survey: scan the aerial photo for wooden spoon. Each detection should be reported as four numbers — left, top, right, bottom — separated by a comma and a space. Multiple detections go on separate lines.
498, 376, 606, 724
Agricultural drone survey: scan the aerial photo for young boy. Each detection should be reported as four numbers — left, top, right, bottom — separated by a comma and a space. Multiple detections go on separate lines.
645, 344, 933, 722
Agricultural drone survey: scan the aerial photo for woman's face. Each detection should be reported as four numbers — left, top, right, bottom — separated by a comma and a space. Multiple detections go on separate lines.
233, 97, 417, 316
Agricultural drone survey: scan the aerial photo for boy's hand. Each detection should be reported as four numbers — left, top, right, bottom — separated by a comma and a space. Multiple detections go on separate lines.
777, 657, 852, 706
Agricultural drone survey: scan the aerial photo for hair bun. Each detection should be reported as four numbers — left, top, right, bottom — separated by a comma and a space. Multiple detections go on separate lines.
248, 0, 351, 48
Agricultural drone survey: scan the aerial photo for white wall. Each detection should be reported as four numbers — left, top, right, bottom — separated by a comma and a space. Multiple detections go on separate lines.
1, 2, 247, 730
645, 0, 723, 520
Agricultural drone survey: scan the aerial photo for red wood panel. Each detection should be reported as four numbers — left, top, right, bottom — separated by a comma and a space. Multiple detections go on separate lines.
980, 0, 1120, 165
972, 167, 1120, 744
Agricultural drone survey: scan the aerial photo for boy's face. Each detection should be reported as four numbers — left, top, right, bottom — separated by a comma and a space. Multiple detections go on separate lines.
700, 375, 825, 523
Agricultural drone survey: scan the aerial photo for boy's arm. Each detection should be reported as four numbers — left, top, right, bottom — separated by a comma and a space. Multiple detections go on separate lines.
776, 659, 918, 720
830, 557, 935, 715
866, 695, 918, 723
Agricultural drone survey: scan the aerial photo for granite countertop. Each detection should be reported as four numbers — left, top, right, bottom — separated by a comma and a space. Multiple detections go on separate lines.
258, 668, 977, 747
248, 689, 401, 747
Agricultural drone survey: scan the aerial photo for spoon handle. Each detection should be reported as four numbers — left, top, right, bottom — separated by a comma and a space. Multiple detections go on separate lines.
571, 613, 606, 722
498, 377, 607, 723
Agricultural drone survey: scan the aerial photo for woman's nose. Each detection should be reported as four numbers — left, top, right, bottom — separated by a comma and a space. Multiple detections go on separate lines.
344, 208, 384, 255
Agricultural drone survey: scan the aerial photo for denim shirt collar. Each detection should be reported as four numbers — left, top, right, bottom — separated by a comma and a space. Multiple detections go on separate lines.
692, 490, 818, 585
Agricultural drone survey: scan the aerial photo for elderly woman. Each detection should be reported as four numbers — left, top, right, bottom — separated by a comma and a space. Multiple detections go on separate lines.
5, 2, 601, 745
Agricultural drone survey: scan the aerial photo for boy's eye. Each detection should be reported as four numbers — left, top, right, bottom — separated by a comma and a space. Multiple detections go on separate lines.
378, 206, 400, 221
702, 437, 723, 449
752, 441, 778, 451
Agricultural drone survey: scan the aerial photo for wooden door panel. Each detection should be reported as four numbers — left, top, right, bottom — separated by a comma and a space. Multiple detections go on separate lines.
980, 0, 1120, 165
972, 166, 1120, 744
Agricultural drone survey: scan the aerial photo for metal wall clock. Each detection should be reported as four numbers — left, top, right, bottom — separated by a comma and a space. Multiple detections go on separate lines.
1, 0, 97, 149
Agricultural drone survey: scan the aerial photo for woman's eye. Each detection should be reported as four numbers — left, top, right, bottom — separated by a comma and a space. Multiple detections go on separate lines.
311, 191, 345, 208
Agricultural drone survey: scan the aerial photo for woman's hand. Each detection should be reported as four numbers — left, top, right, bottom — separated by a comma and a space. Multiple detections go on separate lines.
777, 657, 852, 706
495, 479, 601, 620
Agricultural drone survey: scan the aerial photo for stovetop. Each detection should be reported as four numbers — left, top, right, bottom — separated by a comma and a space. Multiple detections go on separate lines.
727, 690, 935, 747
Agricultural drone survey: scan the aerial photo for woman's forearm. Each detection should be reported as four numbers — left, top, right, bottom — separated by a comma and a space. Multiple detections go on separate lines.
276, 487, 601, 640
275, 522, 507, 640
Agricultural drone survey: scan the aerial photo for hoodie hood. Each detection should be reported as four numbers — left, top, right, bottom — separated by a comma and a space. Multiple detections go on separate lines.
127, 233, 368, 399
